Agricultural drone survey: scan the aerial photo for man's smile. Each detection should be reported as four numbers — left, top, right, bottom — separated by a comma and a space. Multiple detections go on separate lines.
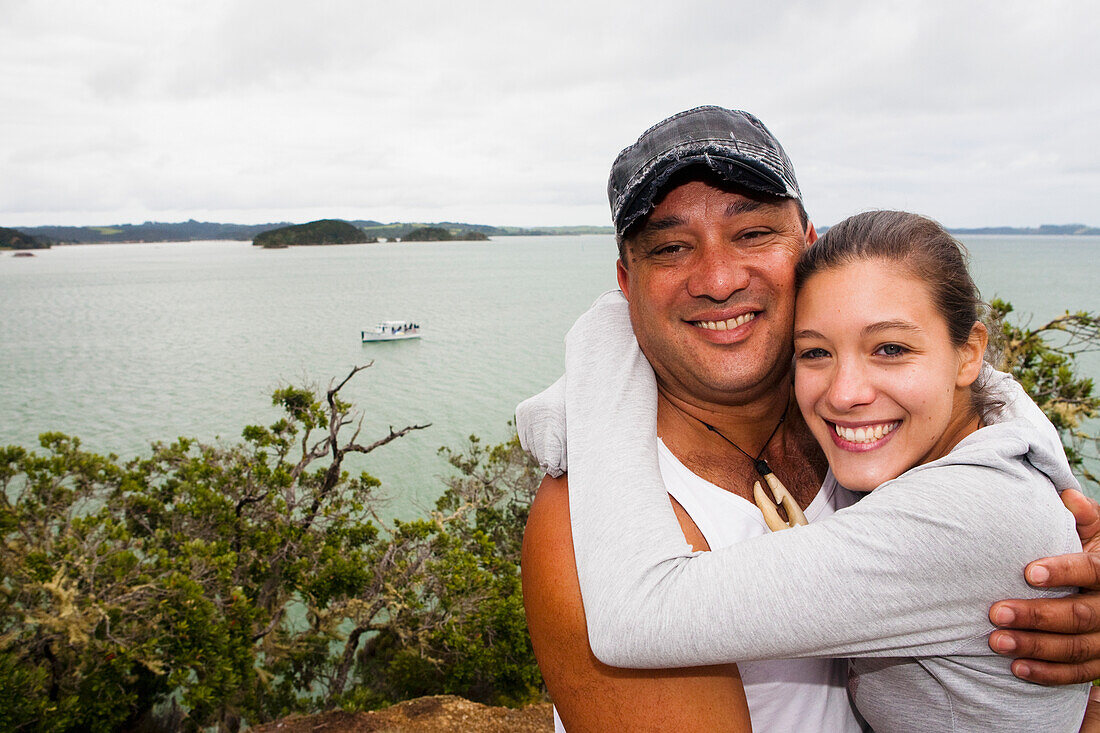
690, 312, 757, 331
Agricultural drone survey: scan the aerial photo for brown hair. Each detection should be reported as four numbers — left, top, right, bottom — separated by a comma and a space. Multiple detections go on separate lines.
795, 210, 998, 417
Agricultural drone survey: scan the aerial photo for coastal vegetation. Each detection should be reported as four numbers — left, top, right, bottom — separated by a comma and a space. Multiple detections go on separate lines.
0, 303, 1095, 731
991, 300, 1100, 484
253, 220, 374, 248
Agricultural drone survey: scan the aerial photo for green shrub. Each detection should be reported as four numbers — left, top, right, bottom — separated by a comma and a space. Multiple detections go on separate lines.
0, 366, 542, 730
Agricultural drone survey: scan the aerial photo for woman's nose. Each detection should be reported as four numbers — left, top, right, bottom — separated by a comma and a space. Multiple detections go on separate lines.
826, 357, 876, 411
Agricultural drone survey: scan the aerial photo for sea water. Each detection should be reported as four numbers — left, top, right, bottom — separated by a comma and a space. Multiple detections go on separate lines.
0, 234, 1097, 515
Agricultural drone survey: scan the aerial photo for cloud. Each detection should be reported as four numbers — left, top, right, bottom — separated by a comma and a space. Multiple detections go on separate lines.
2, 0, 1097, 227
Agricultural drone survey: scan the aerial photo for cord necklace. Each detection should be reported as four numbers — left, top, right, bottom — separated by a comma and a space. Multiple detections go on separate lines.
700, 412, 809, 532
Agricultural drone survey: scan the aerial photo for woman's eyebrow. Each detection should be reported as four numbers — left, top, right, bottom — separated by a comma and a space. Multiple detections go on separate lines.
863, 320, 923, 336
794, 322, 923, 341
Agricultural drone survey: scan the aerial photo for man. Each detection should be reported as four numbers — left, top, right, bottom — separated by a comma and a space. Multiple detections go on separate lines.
520, 106, 1100, 731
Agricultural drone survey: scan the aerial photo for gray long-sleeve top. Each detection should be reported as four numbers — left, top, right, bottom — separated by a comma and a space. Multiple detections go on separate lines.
516, 291, 1088, 732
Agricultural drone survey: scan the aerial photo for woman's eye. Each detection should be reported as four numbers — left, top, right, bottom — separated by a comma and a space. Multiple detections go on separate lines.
798, 347, 830, 360
875, 343, 907, 357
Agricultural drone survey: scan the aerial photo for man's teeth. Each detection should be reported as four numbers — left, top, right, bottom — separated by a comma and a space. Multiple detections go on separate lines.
696, 313, 756, 331
834, 422, 899, 444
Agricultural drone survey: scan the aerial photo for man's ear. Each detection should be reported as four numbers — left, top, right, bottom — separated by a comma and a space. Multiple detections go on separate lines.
956, 321, 988, 387
616, 258, 631, 300
806, 221, 819, 246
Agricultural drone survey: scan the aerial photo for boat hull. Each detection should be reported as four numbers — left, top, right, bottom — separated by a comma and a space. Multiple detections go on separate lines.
361, 333, 421, 342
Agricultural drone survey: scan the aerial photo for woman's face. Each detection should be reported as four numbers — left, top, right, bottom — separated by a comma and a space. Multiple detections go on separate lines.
792, 258, 984, 492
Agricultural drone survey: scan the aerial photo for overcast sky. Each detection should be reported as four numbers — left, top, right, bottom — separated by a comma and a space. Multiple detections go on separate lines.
2, 0, 1097, 229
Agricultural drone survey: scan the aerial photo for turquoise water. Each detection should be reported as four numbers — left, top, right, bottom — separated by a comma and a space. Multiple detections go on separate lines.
1, 234, 1097, 514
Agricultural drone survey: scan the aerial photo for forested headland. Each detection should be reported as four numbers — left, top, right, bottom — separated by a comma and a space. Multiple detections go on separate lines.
0, 226, 48, 250
0, 303, 1097, 731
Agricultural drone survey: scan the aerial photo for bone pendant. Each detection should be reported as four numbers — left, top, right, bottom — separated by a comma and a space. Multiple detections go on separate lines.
753, 473, 809, 532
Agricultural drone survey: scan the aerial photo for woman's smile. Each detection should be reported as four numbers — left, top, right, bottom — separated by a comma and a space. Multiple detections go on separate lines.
827, 420, 901, 451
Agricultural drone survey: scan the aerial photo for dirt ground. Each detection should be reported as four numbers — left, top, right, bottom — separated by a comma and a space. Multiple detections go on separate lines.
251, 695, 554, 732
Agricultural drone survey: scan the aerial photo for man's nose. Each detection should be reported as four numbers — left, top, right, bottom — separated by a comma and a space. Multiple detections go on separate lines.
825, 357, 876, 411
686, 244, 750, 302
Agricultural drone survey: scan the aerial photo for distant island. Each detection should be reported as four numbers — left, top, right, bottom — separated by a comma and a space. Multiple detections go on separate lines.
949, 224, 1100, 236
254, 221, 490, 248
4, 219, 1099, 247
815, 223, 1100, 237
253, 219, 374, 248
401, 226, 487, 242
358, 222, 613, 240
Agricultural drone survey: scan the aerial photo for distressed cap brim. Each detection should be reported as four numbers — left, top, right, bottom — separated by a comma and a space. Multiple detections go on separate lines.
608, 106, 801, 238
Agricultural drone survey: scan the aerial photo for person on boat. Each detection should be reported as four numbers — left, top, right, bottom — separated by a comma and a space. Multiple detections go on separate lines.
518, 106, 1100, 731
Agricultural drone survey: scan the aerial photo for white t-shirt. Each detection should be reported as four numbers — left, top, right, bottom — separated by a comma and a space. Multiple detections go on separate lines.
554, 440, 863, 732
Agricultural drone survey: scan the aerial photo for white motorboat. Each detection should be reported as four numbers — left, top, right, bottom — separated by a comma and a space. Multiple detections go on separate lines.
361, 321, 421, 342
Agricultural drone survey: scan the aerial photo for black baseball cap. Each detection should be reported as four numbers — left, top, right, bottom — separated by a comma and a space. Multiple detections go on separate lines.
608, 106, 802, 238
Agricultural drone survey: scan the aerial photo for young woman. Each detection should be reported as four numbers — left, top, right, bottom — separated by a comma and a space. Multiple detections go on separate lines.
520, 211, 1089, 731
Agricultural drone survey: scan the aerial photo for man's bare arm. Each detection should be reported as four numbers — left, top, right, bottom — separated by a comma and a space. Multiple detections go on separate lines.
522, 474, 752, 732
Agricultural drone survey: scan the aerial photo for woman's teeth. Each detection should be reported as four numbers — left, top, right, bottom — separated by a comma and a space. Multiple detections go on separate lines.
696, 313, 756, 331
834, 422, 899, 444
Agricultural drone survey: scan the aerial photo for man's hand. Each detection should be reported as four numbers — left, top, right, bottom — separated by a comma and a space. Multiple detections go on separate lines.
1083, 687, 1100, 733
989, 489, 1100, 684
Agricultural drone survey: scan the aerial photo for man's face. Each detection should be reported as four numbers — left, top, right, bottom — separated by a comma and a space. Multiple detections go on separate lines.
616, 180, 813, 407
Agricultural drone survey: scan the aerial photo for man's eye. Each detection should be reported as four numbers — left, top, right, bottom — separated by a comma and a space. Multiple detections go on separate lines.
739, 229, 772, 242
875, 343, 907, 357
651, 243, 684, 256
